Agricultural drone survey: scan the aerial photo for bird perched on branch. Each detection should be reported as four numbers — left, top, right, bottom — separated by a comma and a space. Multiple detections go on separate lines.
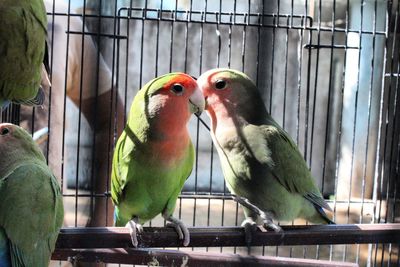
0, 0, 50, 108
197, 68, 333, 244
111, 73, 205, 247
0, 123, 64, 266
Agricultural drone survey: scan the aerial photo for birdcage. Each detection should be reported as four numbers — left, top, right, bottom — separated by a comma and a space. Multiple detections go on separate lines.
1, 0, 399, 266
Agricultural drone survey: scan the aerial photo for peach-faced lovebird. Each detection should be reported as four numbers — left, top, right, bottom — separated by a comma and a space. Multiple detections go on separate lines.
0, 123, 64, 266
111, 73, 205, 247
0, 0, 50, 108
197, 69, 333, 242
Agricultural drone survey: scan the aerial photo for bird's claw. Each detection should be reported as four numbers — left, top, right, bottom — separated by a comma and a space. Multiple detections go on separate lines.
166, 220, 190, 246
241, 218, 258, 246
166, 222, 183, 239
234, 195, 282, 231
258, 210, 282, 232
164, 215, 190, 246
262, 218, 282, 232
126, 219, 143, 247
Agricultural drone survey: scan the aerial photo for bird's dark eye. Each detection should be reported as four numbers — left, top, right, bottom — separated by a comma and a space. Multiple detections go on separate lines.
215, 80, 226, 90
171, 83, 185, 95
0, 127, 9, 135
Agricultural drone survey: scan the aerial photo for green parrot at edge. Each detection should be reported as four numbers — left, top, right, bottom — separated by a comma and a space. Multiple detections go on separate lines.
111, 72, 205, 247
0, 123, 64, 266
0, 0, 50, 108
197, 68, 333, 243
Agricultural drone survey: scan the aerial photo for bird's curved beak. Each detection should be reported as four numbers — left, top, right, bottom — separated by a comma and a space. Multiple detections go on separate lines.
189, 87, 205, 116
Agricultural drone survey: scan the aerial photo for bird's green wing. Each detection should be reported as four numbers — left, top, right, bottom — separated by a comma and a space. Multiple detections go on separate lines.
111, 125, 138, 206
111, 83, 150, 206
0, 163, 63, 267
244, 124, 331, 211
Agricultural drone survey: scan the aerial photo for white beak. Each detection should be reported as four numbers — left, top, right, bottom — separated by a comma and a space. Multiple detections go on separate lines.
189, 87, 205, 116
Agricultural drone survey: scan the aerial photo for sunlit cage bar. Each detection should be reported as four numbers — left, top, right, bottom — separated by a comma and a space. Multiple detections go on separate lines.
1, 0, 399, 266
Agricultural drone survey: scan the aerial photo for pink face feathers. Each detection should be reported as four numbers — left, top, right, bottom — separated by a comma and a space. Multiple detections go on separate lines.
198, 68, 240, 111
142, 73, 204, 164
197, 69, 240, 133
142, 73, 204, 142
198, 69, 232, 103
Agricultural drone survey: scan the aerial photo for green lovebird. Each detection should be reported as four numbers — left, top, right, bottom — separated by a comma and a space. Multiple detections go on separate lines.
111, 73, 205, 247
198, 69, 333, 239
0, 123, 64, 266
0, 0, 50, 108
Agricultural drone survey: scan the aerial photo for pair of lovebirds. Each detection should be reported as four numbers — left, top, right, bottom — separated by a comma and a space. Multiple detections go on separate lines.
111, 68, 334, 248
0, 68, 333, 266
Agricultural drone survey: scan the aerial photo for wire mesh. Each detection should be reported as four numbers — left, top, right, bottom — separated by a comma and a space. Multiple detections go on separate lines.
1, 0, 399, 266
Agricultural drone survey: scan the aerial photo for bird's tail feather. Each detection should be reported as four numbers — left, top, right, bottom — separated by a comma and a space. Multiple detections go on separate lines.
0, 100, 10, 110
0, 229, 11, 267
14, 87, 46, 107
316, 206, 335, 224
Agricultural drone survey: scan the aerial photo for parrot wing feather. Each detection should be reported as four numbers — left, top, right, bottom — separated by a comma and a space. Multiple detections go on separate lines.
0, 1, 47, 105
305, 192, 332, 211
9, 242, 26, 267
244, 124, 330, 211
0, 163, 63, 267
111, 126, 137, 205
29, 0, 47, 33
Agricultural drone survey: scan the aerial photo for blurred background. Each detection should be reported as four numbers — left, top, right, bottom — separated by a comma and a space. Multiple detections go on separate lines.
1, 0, 399, 266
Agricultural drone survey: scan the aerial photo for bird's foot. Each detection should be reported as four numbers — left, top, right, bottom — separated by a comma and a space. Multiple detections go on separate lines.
260, 213, 282, 232
125, 218, 143, 247
164, 215, 190, 246
241, 217, 258, 247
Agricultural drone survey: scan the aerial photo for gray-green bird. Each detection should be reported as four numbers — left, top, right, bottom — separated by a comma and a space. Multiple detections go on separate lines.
0, 123, 64, 266
197, 69, 333, 239
0, 0, 50, 108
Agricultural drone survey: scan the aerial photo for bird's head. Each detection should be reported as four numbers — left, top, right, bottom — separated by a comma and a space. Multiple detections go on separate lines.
0, 123, 46, 166
197, 68, 265, 125
129, 73, 205, 140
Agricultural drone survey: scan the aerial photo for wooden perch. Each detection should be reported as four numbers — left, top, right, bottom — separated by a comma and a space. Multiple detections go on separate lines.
55, 223, 400, 249
52, 248, 359, 266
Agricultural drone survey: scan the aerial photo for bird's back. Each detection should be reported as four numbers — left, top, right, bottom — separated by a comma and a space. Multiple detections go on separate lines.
0, 163, 63, 266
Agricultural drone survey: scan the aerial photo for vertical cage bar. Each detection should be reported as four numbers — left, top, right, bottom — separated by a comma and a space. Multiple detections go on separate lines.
330, 0, 351, 261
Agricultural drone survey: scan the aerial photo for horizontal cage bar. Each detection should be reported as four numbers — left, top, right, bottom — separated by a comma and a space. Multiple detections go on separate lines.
55, 223, 400, 249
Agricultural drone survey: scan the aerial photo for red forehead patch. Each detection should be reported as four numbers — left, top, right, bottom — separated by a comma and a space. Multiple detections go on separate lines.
163, 74, 195, 91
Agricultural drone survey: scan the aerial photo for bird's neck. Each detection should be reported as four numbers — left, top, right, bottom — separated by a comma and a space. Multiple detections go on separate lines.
127, 113, 191, 164
0, 152, 44, 179
150, 118, 191, 159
